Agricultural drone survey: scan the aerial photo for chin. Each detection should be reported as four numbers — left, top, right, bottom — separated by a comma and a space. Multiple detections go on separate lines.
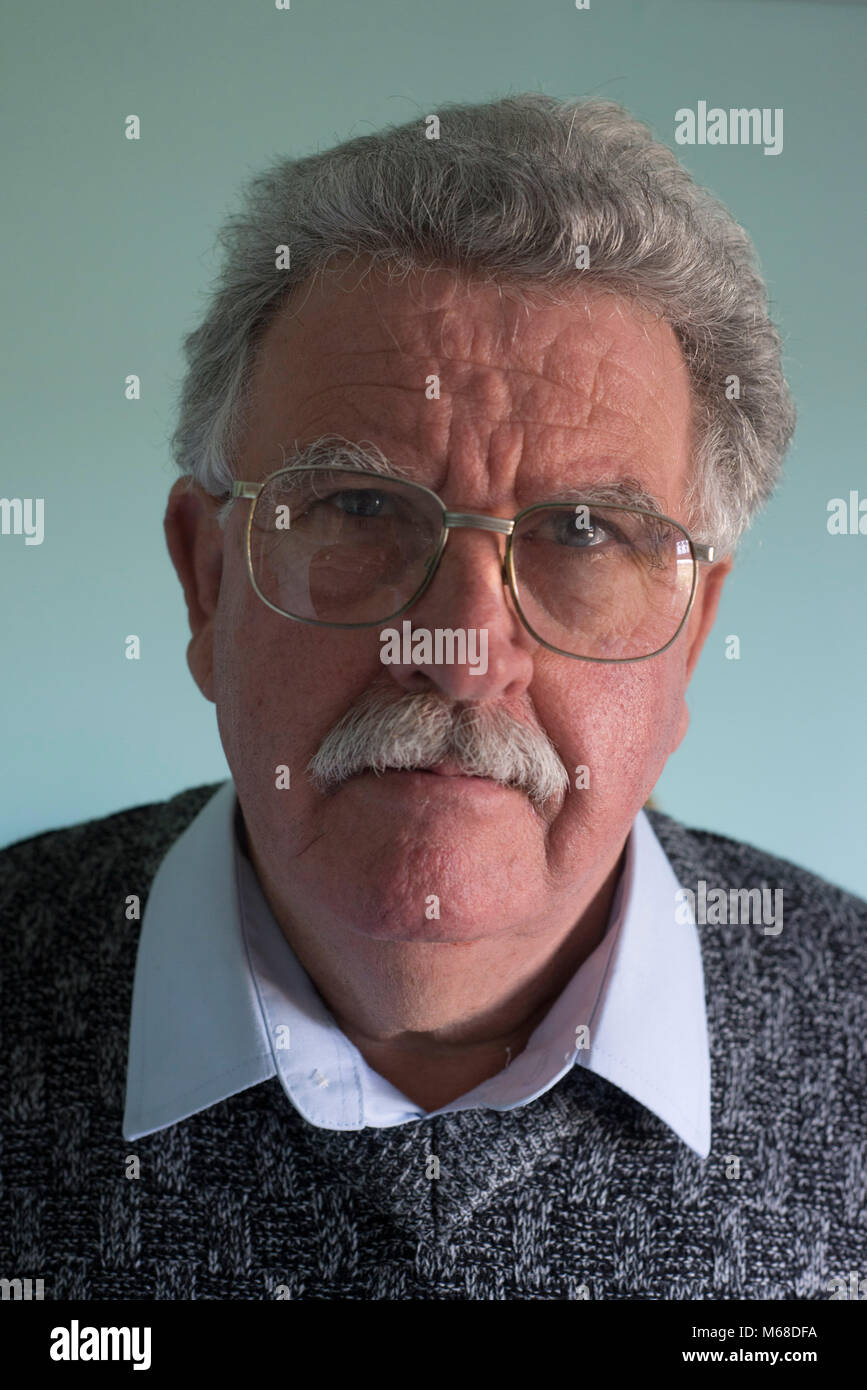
342, 912, 511, 945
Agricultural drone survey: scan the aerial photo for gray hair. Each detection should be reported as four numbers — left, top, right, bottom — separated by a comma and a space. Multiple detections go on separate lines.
307, 685, 570, 808
170, 93, 796, 556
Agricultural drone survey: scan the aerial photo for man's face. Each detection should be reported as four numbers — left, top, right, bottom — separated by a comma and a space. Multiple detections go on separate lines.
167, 265, 730, 940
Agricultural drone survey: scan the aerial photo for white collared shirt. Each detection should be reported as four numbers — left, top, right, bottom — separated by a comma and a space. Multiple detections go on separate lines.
123, 781, 710, 1156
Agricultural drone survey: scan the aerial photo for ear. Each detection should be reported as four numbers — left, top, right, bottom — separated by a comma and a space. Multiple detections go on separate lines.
684, 554, 734, 682
164, 478, 225, 703
671, 554, 734, 749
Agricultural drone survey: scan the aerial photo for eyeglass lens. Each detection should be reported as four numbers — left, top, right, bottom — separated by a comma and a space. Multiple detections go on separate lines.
248, 468, 695, 658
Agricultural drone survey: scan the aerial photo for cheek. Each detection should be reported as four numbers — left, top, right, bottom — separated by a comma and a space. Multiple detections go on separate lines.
535, 646, 686, 804
212, 572, 383, 786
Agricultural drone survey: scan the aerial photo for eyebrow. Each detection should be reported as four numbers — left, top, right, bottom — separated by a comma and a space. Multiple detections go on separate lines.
539, 478, 667, 514
254, 436, 668, 515
273, 434, 417, 481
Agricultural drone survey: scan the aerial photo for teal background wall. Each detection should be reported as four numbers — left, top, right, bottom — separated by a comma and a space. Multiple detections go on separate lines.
2, 0, 865, 894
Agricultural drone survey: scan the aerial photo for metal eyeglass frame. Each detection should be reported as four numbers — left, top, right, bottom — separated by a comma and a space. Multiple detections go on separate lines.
229, 464, 717, 663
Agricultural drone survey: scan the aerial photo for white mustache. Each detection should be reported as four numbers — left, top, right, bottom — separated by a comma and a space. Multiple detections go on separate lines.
307, 688, 570, 807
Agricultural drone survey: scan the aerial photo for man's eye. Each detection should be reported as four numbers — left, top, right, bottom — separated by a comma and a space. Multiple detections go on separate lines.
540, 513, 611, 547
323, 489, 393, 517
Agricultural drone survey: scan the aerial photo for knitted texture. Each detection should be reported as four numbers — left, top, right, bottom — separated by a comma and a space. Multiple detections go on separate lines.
1, 783, 865, 1300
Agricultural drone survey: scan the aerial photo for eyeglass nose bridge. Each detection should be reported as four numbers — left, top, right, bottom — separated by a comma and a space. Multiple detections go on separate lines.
441, 511, 516, 586
442, 511, 516, 537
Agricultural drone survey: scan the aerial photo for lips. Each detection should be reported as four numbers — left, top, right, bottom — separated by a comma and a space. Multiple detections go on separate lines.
373, 761, 491, 780
358, 761, 504, 785
352, 763, 523, 798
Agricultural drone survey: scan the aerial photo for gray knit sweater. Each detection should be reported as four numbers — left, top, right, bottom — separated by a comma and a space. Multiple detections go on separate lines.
1, 783, 865, 1300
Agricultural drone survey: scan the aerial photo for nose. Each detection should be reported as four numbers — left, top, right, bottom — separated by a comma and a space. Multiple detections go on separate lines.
380, 523, 537, 702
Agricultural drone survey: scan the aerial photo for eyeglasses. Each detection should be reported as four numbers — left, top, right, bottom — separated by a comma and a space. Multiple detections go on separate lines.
229, 465, 717, 663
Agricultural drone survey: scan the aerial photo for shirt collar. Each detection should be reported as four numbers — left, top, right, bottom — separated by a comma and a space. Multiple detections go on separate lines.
123, 780, 273, 1141
124, 780, 709, 1156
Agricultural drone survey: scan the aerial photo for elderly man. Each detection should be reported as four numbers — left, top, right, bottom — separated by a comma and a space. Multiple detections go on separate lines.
2, 93, 864, 1303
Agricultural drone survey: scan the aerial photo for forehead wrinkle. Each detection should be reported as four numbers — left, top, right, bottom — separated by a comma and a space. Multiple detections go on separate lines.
283, 285, 682, 425
282, 383, 683, 495
289, 349, 680, 455
249, 278, 692, 514
282, 342, 609, 422
580, 349, 690, 446
260, 376, 684, 500
302, 349, 634, 442
266, 436, 668, 517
